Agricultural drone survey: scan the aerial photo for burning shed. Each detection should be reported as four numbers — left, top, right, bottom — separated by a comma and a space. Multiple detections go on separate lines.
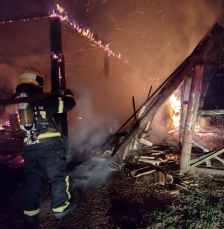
106, 21, 224, 176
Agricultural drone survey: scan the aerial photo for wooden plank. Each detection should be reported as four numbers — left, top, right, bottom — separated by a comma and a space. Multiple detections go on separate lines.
191, 167, 224, 176
206, 160, 211, 167
190, 151, 215, 164
190, 148, 224, 168
197, 110, 224, 116
214, 156, 224, 165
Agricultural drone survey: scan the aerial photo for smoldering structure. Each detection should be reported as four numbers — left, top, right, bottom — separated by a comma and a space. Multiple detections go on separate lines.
72, 21, 224, 186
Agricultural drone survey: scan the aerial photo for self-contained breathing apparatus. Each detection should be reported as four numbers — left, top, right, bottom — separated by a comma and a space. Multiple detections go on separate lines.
16, 90, 49, 144
15, 68, 49, 144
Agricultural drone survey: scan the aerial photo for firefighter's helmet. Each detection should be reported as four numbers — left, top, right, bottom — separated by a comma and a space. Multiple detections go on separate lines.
20, 68, 44, 88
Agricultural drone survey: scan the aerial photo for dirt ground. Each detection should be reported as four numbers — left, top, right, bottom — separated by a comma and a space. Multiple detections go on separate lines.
0, 164, 173, 229
1, 158, 224, 229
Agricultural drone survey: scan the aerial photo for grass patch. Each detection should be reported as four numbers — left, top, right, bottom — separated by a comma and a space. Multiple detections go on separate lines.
147, 172, 224, 229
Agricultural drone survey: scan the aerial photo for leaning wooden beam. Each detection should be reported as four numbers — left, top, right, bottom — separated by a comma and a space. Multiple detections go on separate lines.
0, 12, 50, 24
180, 63, 204, 173
190, 148, 224, 168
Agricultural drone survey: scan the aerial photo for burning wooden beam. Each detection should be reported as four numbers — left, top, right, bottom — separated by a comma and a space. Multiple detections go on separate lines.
0, 12, 50, 24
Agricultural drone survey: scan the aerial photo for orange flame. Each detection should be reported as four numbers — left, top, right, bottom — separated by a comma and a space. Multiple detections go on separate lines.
168, 93, 181, 133
56, 4, 64, 13
51, 4, 126, 62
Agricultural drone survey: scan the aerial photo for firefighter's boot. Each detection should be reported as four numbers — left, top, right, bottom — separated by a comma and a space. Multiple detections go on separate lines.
54, 203, 77, 219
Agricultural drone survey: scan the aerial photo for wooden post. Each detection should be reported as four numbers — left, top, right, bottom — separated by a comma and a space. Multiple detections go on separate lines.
50, 17, 68, 147
50, 17, 62, 91
179, 76, 192, 145
180, 63, 204, 173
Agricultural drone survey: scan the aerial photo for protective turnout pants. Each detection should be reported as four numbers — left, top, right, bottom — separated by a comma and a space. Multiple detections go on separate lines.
22, 138, 71, 217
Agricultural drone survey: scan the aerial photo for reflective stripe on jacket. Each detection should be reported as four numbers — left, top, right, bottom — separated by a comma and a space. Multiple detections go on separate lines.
24, 131, 61, 143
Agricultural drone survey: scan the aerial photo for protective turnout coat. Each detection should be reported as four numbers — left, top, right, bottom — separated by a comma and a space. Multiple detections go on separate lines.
14, 83, 76, 217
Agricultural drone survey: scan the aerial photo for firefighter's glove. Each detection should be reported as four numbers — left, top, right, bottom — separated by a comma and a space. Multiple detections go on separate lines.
58, 88, 74, 97
64, 89, 74, 96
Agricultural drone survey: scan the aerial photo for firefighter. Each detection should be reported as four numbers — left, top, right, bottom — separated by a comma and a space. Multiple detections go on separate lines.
14, 68, 76, 223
